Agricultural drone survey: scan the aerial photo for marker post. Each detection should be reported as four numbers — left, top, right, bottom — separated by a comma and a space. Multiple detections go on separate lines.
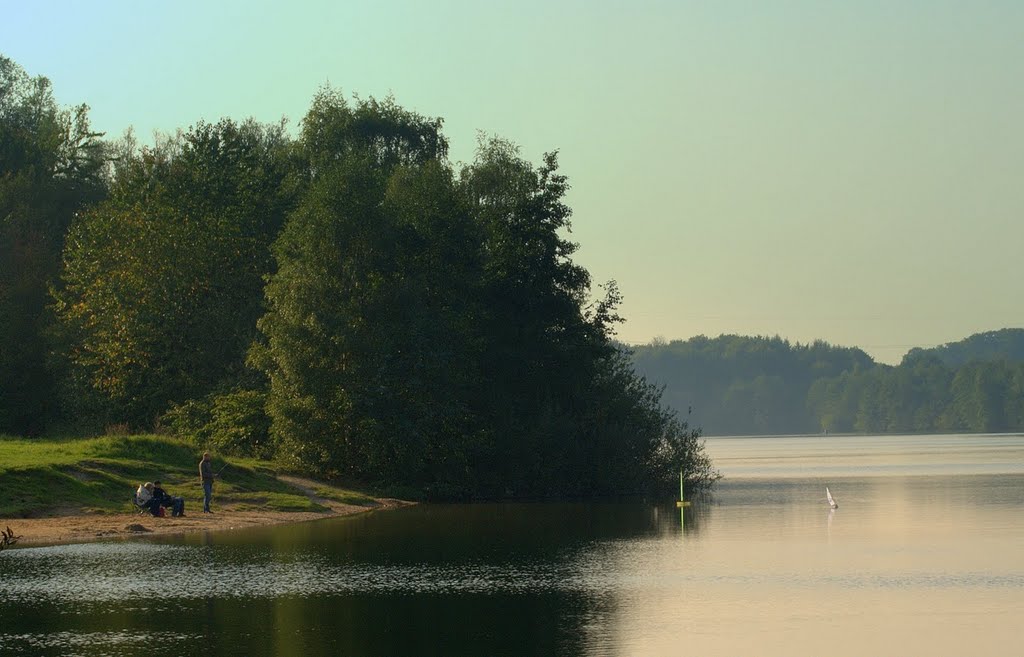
676, 469, 691, 527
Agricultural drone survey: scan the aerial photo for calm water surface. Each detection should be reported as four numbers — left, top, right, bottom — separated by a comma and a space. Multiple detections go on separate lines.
1, 433, 1022, 656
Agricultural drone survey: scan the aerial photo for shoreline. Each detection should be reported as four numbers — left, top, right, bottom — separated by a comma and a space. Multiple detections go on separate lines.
1, 477, 412, 548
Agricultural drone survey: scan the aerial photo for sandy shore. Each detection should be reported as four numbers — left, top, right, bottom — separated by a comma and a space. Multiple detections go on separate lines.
0, 476, 411, 548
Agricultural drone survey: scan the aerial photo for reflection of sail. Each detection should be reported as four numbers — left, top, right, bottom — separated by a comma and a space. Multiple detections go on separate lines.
826, 486, 838, 509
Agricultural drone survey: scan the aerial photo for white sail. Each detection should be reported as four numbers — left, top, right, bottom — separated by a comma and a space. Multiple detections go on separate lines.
826, 486, 838, 508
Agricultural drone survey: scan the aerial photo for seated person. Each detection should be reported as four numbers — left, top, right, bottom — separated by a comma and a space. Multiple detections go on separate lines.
152, 480, 186, 517
135, 482, 162, 516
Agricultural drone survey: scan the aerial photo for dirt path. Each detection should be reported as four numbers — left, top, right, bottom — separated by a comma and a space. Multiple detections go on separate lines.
0, 476, 410, 548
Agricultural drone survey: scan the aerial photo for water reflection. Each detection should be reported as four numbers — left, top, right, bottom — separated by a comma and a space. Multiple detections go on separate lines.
2, 435, 1023, 656
2, 505, 678, 605
0, 504, 662, 657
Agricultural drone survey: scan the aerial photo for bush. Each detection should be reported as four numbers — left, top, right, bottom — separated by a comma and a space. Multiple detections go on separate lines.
162, 390, 273, 458
207, 390, 273, 458
162, 399, 212, 444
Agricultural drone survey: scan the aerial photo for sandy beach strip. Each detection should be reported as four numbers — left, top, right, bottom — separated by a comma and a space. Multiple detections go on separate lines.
1, 477, 410, 548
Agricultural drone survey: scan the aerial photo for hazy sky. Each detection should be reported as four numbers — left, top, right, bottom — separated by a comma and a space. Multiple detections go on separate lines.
5, 1, 1023, 364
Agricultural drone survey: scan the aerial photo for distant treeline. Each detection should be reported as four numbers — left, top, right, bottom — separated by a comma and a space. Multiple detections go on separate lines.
631, 330, 1024, 436
0, 55, 718, 498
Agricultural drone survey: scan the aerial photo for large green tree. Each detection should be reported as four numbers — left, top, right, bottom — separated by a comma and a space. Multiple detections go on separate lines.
254, 90, 476, 488
459, 140, 628, 495
54, 119, 295, 427
0, 55, 106, 434
257, 92, 716, 497
465, 142, 716, 497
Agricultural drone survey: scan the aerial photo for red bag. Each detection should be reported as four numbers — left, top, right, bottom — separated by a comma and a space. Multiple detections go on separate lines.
157, 506, 166, 517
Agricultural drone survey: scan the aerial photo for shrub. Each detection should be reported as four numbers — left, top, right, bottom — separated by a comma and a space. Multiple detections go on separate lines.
162, 399, 212, 445
207, 390, 273, 458
162, 390, 272, 458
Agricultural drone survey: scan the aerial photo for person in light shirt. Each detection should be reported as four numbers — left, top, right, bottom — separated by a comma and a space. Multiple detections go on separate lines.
135, 482, 161, 516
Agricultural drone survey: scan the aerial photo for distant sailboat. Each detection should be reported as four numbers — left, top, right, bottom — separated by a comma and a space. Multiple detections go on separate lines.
826, 486, 838, 509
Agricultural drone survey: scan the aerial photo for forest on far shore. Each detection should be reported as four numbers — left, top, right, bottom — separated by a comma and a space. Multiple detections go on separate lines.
631, 329, 1024, 437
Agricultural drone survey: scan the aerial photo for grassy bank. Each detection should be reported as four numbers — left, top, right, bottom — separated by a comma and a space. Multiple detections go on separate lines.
0, 434, 376, 518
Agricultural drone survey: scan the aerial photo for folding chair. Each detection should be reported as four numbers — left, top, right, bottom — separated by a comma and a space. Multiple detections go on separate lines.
131, 492, 149, 514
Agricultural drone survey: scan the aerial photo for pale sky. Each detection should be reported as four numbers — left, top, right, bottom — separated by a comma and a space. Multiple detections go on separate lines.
5, 1, 1023, 364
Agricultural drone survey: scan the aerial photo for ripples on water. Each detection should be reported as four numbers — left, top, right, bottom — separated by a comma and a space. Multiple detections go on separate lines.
2, 542, 581, 605
2, 434, 1023, 657
0, 631, 200, 657
4, 530, 1022, 610
4, 542, 607, 608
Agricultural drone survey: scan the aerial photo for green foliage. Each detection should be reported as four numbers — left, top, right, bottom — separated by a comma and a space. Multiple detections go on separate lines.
904, 329, 1024, 368
53, 119, 296, 427
257, 91, 484, 489
160, 399, 209, 443
301, 89, 447, 172
0, 55, 106, 435
10, 52, 1024, 504
256, 93, 716, 498
805, 355, 1024, 434
632, 335, 873, 435
636, 333, 1024, 436
206, 390, 273, 458
580, 348, 719, 493
4, 55, 719, 500
163, 390, 273, 458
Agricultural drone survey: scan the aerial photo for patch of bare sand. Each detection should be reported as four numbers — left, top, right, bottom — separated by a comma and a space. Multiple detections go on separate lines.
1, 476, 411, 548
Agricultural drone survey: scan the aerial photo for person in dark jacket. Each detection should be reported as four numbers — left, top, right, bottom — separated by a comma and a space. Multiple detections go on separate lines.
152, 480, 185, 517
199, 452, 214, 513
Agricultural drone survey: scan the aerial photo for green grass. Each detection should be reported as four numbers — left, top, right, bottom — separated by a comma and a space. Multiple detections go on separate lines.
0, 434, 377, 518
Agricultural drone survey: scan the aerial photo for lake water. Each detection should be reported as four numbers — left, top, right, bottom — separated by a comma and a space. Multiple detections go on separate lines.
1, 433, 1022, 656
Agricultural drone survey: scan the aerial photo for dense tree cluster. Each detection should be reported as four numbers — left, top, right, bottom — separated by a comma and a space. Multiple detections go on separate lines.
0, 56, 107, 435
54, 119, 297, 427
808, 348, 1024, 434
2, 56, 717, 498
903, 329, 1024, 369
632, 331, 1024, 436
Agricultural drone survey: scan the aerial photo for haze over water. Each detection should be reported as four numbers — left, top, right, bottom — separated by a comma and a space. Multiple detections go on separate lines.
2, 433, 1022, 656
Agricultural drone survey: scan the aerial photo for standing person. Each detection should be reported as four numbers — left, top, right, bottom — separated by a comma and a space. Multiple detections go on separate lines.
199, 452, 214, 513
